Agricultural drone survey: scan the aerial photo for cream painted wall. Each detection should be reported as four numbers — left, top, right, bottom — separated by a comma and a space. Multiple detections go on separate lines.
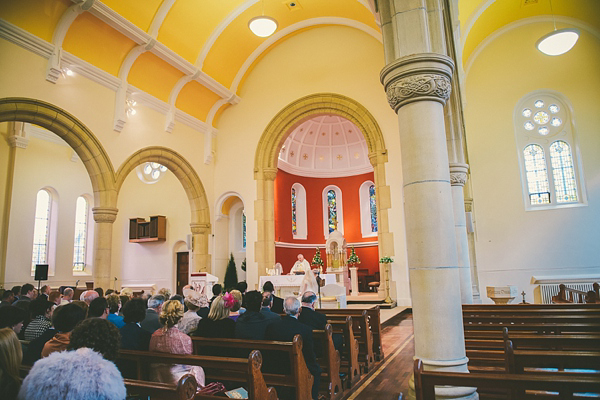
113, 168, 191, 293
213, 26, 411, 304
465, 23, 600, 302
4, 133, 93, 288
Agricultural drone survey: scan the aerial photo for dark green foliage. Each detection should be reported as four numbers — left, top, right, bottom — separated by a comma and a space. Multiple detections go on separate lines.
224, 253, 238, 291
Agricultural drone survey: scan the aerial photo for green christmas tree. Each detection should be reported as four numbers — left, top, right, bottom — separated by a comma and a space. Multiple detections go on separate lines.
224, 253, 238, 291
311, 247, 324, 268
347, 246, 361, 267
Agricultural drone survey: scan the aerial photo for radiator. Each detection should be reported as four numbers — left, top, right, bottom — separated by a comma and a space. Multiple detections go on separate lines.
540, 282, 595, 304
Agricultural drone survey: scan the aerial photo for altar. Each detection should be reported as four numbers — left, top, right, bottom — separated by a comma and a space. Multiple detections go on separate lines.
259, 274, 337, 298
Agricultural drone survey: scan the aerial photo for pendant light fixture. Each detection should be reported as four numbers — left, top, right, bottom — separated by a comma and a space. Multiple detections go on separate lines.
536, 0, 579, 56
249, 0, 278, 37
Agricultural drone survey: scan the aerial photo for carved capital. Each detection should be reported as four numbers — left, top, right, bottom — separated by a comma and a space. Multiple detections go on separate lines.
190, 223, 211, 235
380, 53, 454, 112
385, 74, 451, 110
449, 163, 469, 187
262, 168, 278, 181
92, 207, 118, 223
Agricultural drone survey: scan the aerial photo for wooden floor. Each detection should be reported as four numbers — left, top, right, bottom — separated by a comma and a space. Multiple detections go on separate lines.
345, 312, 414, 400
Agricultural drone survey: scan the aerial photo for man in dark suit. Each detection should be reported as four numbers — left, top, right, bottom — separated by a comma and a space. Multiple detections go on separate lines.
262, 281, 284, 314
298, 291, 343, 354
119, 298, 152, 379
260, 293, 281, 323
265, 297, 321, 400
140, 294, 164, 334
235, 291, 269, 340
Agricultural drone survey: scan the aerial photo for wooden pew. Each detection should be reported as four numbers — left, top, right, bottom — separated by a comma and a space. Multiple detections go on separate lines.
505, 340, 600, 376
463, 303, 600, 314
124, 374, 197, 399
118, 349, 278, 400
328, 317, 361, 388
317, 306, 384, 361
414, 359, 600, 400
312, 325, 343, 400
318, 310, 375, 373
191, 335, 313, 400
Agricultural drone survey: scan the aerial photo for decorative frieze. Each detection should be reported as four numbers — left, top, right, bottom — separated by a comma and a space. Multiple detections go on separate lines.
449, 163, 469, 187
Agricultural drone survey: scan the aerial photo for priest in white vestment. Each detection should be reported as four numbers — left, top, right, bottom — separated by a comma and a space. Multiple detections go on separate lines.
290, 254, 311, 274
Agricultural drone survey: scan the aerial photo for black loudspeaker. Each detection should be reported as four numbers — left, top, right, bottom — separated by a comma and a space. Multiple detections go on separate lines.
34, 264, 49, 281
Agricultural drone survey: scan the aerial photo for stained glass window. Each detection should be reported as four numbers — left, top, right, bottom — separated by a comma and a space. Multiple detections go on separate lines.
291, 188, 297, 236
73, 196, 88, 271
369, 185, 378, 232
550, 141, 578, 203
32, 189, 51, 272
327, 189, 337, 233
242, 211, 246, 249
523, 144, 550, 205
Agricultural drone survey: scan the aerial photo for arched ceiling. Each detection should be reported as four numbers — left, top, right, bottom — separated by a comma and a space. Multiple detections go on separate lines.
278, 115, 372, 178
0, 0, 379, 129
459, 0, 600, 69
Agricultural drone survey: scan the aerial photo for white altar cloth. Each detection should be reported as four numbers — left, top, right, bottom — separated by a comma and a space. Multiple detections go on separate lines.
259, 274, 337, 296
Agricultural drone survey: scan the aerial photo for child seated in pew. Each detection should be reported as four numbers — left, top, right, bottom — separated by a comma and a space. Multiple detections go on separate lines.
149, 299, 206, 389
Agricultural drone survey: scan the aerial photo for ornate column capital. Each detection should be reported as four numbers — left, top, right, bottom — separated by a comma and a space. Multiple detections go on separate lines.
190, 223, 211, 235
92, 207, 118, 223
449, 163, 469, 187
262, 168, 278, 182
380, 53, 454, 112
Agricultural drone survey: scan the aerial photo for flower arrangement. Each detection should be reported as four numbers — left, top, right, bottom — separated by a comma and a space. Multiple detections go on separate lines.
379, 256, 394, 264
347, 246, 361, 266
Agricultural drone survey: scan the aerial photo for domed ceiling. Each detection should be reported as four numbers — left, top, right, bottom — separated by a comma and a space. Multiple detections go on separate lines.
278, 115, 372, 177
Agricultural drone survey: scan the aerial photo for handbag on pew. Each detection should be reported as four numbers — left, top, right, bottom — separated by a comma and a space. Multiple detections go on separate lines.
197, 381, 226, 395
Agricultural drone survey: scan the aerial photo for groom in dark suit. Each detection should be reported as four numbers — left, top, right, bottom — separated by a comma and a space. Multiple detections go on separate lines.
265, 296, 321, 400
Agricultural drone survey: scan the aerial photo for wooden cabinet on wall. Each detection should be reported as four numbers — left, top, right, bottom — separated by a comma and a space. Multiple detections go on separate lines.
129, 216, 166, 243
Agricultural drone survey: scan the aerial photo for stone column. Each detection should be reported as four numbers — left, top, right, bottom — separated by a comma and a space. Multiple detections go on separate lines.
190, 222, 211, 272
379, 0, 476, 398
92, 207, 118, 290
254, 168, 277, 280
450, 163, 473, 303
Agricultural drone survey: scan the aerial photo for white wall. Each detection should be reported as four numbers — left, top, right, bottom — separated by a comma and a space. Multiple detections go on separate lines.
4, 132, 93, 288
113, 168, 191, 293
464, 23, 600, 302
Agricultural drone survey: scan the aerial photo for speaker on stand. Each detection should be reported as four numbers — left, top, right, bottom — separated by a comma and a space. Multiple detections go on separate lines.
34, 264, 49, 293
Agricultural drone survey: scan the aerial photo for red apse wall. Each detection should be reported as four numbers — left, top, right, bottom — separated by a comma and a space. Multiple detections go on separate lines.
274, 169, 379, 274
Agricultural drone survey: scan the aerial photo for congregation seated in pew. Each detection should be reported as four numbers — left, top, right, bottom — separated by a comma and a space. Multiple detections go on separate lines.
192, 293, 236, 338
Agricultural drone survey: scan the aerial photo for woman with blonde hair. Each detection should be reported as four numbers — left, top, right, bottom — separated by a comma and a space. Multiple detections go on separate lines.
228, 290, 244, 322
192, 294, 236, 338
0, 328, 23, 399
149, 300, 205, 388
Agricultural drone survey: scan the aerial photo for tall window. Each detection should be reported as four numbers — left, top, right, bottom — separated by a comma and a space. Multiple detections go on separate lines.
242, 211, 246, 249
327, 190, 337, 233
359, 180, 378, 237
291, 188, 297, 235
369, 185, 378, 232
291, 183, 307, 239
72, 196, 89, 272
31, 189, 51, 271
322, 185, 343, 237
514, 92, 585, 210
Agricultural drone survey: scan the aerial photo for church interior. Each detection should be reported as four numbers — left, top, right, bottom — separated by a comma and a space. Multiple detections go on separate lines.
0, 0, 599, 398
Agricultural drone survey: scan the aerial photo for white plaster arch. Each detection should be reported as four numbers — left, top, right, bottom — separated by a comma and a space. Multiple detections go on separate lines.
230, 17, 382, 93
215, 191, 246, 220
460, 0, 496, 48
464, 16, 600, 76
149, 0, 176, 37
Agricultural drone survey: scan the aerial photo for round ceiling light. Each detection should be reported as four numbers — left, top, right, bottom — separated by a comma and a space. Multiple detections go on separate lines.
536, 28, 579, 56
248, 16, 278, 37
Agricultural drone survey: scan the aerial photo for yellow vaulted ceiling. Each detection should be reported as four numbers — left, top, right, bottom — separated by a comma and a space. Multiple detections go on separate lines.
102, 0, 163, 32
0, 0, 70, 42
459, 0, 600, 67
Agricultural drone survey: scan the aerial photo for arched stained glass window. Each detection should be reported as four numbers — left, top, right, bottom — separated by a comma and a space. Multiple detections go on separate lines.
369, 185, 378, 232
73, 196, 88, 271
327, 189, 337, 233
550, 141, 578, 203
291, 188, 297, 235
242, 211, 246, 249
32, 189, 51, 271
523, 144, 550, 205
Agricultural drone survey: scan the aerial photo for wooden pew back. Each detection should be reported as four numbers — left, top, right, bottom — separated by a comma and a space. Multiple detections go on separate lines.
328, 317, 360, 387
312, 325, 343, 400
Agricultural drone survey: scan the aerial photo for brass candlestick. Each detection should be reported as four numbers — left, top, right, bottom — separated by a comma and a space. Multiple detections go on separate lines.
384, 263, 392, 303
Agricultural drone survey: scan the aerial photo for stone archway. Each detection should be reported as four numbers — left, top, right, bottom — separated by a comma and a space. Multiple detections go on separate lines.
254, 93, 394, 290
115, 147, 211, 272
0, 97, 117, 288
